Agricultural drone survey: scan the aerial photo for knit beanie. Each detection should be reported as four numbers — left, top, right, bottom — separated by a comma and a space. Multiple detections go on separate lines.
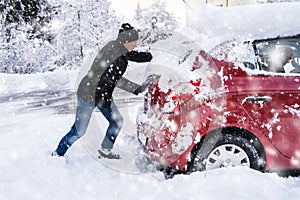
117, 23, 139, 43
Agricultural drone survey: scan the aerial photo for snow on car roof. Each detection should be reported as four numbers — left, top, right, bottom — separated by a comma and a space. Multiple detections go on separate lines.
183, 2, 300, 50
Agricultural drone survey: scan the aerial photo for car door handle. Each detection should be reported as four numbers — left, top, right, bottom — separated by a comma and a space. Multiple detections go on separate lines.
245, 96, 272, 103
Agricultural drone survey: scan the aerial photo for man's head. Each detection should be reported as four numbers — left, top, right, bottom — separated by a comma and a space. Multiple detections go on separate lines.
117, 23, 139, 51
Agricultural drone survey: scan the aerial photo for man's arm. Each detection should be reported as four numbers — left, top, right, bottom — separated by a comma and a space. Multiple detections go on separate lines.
127, 51, 152, 63
116, 74, 160, 95
116, 77, 141, 94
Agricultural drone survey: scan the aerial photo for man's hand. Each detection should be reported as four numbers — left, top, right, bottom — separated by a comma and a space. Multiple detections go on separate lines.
133, 74, 161, 95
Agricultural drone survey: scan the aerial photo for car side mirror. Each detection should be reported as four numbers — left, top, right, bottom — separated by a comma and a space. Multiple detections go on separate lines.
243, 62, 255, 70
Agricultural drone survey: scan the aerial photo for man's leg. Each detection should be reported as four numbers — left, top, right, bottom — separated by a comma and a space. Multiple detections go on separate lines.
55, 97, 94, 156
97, 101, 123, 150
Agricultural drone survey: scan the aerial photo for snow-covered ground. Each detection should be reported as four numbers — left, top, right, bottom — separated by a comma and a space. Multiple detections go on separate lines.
2, 2, 300, 200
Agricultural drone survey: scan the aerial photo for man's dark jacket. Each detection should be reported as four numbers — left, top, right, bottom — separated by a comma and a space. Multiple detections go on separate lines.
77, 40, 152, 106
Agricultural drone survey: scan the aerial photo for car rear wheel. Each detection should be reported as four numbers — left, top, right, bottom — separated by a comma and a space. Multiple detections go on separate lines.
189, 133, 261, 172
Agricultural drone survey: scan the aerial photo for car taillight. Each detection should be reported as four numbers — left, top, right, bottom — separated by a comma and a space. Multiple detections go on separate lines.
146, 80, 170, 111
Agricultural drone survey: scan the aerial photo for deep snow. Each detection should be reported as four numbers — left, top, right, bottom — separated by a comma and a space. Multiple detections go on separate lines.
2, 2, 300, 200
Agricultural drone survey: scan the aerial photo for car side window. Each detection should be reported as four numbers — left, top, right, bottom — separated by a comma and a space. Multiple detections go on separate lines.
255, 37, 300, 75
289, 57, 300, 73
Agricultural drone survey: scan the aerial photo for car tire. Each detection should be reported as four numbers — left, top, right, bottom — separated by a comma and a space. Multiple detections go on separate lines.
189, 133, 260, 172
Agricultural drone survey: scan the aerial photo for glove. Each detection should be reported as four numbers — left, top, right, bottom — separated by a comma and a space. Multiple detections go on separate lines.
133, 74, 161, 95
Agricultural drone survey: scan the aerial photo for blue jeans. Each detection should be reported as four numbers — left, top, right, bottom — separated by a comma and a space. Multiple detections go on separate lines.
55, 97, 123, 156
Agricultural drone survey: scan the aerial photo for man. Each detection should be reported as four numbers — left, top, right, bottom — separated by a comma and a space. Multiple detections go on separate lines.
52, 23, 158, 159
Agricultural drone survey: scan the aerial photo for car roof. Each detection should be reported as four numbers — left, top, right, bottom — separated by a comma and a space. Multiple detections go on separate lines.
252, 34, 300, 44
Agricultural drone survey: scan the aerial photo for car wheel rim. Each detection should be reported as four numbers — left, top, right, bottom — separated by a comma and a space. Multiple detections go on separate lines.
205, 144, 250, 170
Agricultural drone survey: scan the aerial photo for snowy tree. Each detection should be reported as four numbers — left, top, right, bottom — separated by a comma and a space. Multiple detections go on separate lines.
0, 0, 120, 73
0, 0, 54, 73
0, 0, 52, 41
135, 1, 142, 21
40, 0, 120, 71
78, 0, 120, 55
134, 0, 177, 45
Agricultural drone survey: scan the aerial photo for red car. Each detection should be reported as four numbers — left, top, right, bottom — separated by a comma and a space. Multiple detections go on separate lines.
137, 35, 300, 178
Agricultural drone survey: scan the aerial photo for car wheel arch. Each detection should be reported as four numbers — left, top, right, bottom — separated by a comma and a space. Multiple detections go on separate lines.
188, 126, 266, 172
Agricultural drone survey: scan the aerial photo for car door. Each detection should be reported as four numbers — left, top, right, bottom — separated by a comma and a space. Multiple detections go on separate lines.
236, 36, 300, 160
236, 74, 300, 159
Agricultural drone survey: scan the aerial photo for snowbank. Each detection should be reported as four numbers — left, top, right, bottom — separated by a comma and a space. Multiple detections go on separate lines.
0, 70, 78, 94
